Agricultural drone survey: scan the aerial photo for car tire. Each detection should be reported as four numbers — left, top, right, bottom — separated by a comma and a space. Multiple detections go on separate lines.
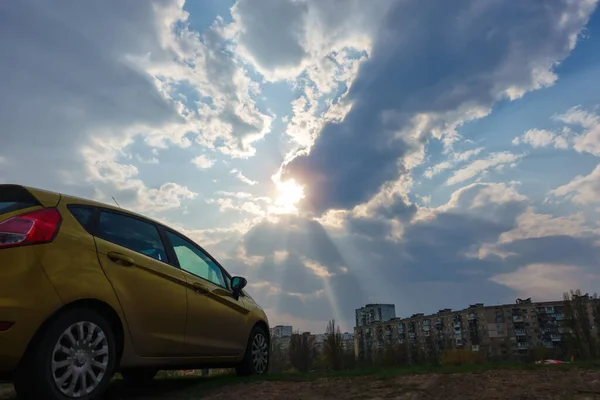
236, 326, 269, 376
13, 307, 118, 400
120, 368, 158, 386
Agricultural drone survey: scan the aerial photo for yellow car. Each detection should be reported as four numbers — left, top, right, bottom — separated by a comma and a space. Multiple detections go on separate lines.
0, 184, 270, 399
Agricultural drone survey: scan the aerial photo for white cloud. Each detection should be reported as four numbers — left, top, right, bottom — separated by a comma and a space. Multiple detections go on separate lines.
0, 0, 276, 212
230, 168, 258, 185
498, 210, 597, 244
555, 105, 600, 156
191, 155, 215, 169
424, 147, 484, 178
549, 163, 600, 205
442, 182, 528, 213
227, 0, 392, 82
304, 259, 335, 278
446, 152, 524, 186
491, 263, 600, 301
512, 128, 569, 149
273, 250, 289, 264
474, 209, 599, 260
515, 106, 600, 155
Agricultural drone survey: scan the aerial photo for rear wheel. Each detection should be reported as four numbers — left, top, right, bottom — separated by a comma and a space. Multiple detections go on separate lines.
14, 308, 117, 400
120, 368, 158, 386
236, 326, 269, 376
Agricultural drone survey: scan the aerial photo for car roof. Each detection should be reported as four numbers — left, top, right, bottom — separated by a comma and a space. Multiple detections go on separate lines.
23, 185, 170, 230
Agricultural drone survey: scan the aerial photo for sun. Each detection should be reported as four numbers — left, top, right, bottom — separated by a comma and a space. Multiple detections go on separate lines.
270, 179, 305, 215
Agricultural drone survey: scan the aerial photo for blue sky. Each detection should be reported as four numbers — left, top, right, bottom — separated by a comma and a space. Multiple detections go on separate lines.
2, 0, 600, 333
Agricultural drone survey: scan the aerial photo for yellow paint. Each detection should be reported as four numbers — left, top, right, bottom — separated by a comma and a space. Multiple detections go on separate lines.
0, 185, 269, 375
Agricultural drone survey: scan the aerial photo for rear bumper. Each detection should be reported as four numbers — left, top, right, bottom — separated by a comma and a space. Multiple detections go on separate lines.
0, 247, 63, 372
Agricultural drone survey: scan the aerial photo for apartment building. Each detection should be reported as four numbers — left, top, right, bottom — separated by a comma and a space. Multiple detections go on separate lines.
355, 304, 396, 328
270, 325, 293, 339
270, 325, 293, 350
354, 297, 594, 361
341, 332, 355, 351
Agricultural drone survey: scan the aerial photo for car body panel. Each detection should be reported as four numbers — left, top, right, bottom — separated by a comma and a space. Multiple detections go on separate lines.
182, 270, 251, 356
0, 245, 64, 371
94, 236, 188, 357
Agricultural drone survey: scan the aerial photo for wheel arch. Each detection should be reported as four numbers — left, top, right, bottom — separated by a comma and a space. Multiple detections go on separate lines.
23, 298, 125, 365
253, 320, 270, 343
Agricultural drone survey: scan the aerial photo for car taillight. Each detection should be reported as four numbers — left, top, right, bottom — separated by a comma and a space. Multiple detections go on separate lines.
0, 208, 62, 249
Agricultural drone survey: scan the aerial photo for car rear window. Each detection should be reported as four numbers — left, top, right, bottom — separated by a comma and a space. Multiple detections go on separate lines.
0, 185, 40, 216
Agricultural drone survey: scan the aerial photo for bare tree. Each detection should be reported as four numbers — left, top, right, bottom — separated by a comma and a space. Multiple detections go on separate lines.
563, 289, 596, 360
592, 293, 600, 333
289, 332, 316, 372
324, 320, 344, 370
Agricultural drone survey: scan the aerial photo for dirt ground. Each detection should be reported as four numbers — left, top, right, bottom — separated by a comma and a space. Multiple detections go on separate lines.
199, 369, 600, 400
2, 368, 600, 399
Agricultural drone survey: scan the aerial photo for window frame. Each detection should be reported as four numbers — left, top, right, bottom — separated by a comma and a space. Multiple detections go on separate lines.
70, 204, 242, 295
162, 228, 234, 292
94, 207, 174, 266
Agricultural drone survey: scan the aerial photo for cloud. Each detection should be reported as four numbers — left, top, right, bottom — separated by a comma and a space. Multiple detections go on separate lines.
191, 155, 216, 169
0, 0, 272, 212
472, 208, 599, 260
549, 163, 600, 205
280, 0, 595, 213
555, 105, 600, 155
513, 105, 600, 155
228, 0, 393, 82
491, 263, 600, 301
230, 0, 309, 77
446, 152, 524, 186
225, 175, 600, 331
230, 168, 258, 185
424, 147, 484, 179
512, 128, 570, 149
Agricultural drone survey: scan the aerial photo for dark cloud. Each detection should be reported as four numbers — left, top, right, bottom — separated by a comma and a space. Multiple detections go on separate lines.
233, 0, 308, 71
0, 0, 182, 189
283, 0, 595, 213
237, 216, 367, 324
234, 183, 600, 329
501, 235, 600, 267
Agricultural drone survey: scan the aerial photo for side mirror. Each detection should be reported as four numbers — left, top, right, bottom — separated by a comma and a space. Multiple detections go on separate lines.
231, 276, 248, 299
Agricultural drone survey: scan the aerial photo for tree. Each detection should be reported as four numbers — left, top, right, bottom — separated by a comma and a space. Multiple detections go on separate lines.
424, 335, 440, 366
289, 332, 316, 372
269, 338, 290, 373
342, 348, 357, 370
382, 341, 408, 367
323, 320, 344, 370
563, 289, 596, 360
592, 293, 600, 333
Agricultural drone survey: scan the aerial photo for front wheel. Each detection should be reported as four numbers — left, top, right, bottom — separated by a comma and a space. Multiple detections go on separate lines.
14, 308, 117, 400
236, 326, 269, 376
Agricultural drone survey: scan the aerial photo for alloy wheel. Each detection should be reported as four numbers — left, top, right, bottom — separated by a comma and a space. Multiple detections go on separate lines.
251, 333, 268, 373
51, 321, 110, 397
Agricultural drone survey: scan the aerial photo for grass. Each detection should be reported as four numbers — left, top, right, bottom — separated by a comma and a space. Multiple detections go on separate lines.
3, 361, 600, 399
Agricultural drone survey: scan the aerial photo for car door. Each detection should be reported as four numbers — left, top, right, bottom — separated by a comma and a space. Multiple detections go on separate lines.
164, 230, 251, 357
93, 209, 188, 357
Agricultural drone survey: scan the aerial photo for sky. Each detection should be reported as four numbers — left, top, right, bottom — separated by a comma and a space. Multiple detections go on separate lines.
2, 0, 600, 333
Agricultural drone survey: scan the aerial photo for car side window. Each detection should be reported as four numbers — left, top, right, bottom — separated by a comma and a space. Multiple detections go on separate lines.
67, 205, 95, 233
166, 231, 227, 288
97, 211, 167, 263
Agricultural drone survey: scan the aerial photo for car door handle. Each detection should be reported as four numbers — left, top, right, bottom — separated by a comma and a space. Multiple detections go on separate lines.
192, 282, 208, 293
107, 252, 135, 267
